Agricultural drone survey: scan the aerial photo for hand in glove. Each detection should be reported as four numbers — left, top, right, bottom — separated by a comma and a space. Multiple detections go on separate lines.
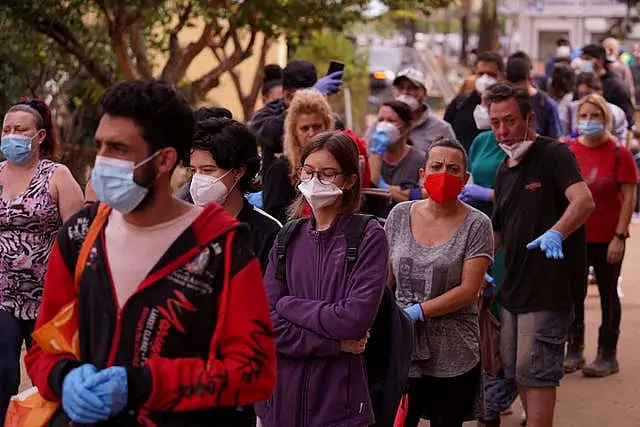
90, 366, 129, 417
62, 364, 111, 424
482, 273, 496, 299
459, 183, 492, 203
377, 176, 390, 190
371, 131, 391, 155
526, 229, 564, 259
404, 304, 424, 322
313, 71, 344, 95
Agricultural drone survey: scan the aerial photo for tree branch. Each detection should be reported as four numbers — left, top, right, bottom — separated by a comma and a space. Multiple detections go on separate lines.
161, 20, 217, 83
129, 21, 153, 79
189, 26, 258, 103
29, 19, 114, 88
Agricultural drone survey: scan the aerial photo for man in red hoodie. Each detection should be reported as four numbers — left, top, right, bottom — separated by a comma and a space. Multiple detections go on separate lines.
25, 80, 276, 426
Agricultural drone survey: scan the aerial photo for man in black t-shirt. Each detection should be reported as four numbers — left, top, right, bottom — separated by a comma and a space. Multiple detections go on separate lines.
486, 84, 595, 427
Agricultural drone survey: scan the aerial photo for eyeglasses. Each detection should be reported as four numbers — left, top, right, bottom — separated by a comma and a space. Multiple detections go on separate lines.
296, 166, 343, 184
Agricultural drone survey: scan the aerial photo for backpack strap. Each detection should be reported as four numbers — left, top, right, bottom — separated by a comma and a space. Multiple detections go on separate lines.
344, 214, 376, 279
274, 218, 308, 287
74, 203, 111, 292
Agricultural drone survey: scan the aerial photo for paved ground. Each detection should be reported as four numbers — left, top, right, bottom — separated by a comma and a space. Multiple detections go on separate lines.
20, 224, 640, 426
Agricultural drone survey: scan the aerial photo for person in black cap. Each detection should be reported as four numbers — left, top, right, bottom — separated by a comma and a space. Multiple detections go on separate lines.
262, 64, 283, 105
581, 44, 634, 128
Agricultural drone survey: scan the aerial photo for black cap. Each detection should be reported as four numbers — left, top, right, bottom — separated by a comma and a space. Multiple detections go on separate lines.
582, 44, 607, 62
556, 36, 570, 46
283, 60, 318, 90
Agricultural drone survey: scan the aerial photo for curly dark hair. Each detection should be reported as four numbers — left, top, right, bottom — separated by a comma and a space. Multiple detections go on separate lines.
99, 80, 194, 167
192, 118, 260, 193
8, 98, 59, 159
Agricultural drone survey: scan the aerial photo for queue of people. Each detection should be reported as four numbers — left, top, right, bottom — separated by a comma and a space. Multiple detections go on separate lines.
0, 42, 638, 427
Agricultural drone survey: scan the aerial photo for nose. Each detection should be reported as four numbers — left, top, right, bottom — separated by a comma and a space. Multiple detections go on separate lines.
495, 122, 510, 140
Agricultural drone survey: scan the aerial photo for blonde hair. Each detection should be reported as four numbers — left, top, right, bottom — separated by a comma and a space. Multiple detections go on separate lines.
578, 93, 612, 133
283, 89, 334, 180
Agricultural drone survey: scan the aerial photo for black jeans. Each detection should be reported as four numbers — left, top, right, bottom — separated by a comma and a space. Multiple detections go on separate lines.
573, 242, 622, 349
0, 310, 35, 426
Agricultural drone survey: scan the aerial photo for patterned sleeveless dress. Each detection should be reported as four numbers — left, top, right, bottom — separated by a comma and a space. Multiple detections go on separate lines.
0, 160, 62, 320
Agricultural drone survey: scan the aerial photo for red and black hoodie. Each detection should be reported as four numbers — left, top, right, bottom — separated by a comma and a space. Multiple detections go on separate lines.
25, 202, 276, 426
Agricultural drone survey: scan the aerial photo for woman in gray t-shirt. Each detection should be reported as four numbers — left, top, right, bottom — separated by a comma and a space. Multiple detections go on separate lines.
384, 139, 493, 427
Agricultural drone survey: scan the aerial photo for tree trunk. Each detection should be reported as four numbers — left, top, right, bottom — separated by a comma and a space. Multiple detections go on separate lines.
460, 0, 471, 66
405, 18, 416, 47
478, 0, 497, 53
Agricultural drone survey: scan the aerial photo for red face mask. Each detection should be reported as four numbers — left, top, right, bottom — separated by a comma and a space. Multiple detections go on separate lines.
423, 172, 464, 204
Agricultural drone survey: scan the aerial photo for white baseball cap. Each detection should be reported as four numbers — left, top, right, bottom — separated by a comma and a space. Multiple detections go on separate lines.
393, 67, 427, 90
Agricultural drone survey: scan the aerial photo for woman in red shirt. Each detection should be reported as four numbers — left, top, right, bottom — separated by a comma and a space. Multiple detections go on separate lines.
567, 94, 638, 377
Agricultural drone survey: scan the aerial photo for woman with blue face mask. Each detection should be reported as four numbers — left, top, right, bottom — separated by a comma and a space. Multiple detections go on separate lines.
566, 93, 639, 378
0, 99, 84, 424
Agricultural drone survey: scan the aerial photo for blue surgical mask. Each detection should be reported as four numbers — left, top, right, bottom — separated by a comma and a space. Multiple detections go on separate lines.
91, 153, 158, 213
1, 134, 35, 165
579, 120, 604, 137
579, 60, 594, 73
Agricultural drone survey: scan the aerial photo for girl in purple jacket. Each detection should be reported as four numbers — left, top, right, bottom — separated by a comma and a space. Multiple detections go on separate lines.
255, 131, 389, 427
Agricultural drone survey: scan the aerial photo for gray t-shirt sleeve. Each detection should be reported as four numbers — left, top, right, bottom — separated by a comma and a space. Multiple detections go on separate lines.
464, 212, 494, 262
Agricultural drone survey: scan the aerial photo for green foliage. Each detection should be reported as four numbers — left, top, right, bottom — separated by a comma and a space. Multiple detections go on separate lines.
292, 32, 370, 134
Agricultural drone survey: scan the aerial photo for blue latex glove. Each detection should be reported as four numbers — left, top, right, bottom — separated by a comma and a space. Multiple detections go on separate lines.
246, 191, 263, 209
371, 131, 390, 155
526, 229, 564, 259
313, 71, 344, 95
90, 366, 129, 416
460, 183, 492, 203
404, 304, 424, 322
377, 176, 390, 189
483, 273, 496, 299
62, 364, 111, 424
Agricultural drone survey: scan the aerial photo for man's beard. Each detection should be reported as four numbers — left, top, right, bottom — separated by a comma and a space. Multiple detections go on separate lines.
132, 160, 158, 212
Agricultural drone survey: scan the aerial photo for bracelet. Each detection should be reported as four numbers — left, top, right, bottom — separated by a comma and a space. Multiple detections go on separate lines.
614, 232, 627, 241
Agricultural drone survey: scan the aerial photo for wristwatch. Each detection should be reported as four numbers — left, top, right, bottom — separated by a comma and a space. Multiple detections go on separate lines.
614, 232, 627, 241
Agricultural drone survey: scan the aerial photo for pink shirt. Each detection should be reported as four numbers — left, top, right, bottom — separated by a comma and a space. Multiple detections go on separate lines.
105, 206, 202, 307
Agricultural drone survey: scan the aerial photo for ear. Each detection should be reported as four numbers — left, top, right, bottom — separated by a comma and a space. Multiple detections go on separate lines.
234, 165, 247, 182
418, 168, 426, 187
463, 171, 470, 186
34, 129, 46, 145
342, 173, 357, 190
157, 147, 178, 174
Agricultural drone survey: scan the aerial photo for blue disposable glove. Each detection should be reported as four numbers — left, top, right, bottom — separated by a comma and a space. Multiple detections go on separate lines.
526, 229, 564, 259
313, 71, 344, 95
62, 364, 111, 424
246, 191, 263, 209
377, 176, 390, 190
371, 131, 391, 155
404, 304, 424, 322
90, 366, 129, 417
459, 183, 492, 203
483, 273, 496, 299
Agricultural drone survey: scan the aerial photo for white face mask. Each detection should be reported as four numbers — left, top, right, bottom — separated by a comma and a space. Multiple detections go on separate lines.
189, 171, 233, 206
498, 140, 534, 161
396, 94, 421, 112
375, 121, 402, 144
473, 105, 491, 130
556, 46, 571, 58
475, 74, 498, 94
297, 176, 343, 211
